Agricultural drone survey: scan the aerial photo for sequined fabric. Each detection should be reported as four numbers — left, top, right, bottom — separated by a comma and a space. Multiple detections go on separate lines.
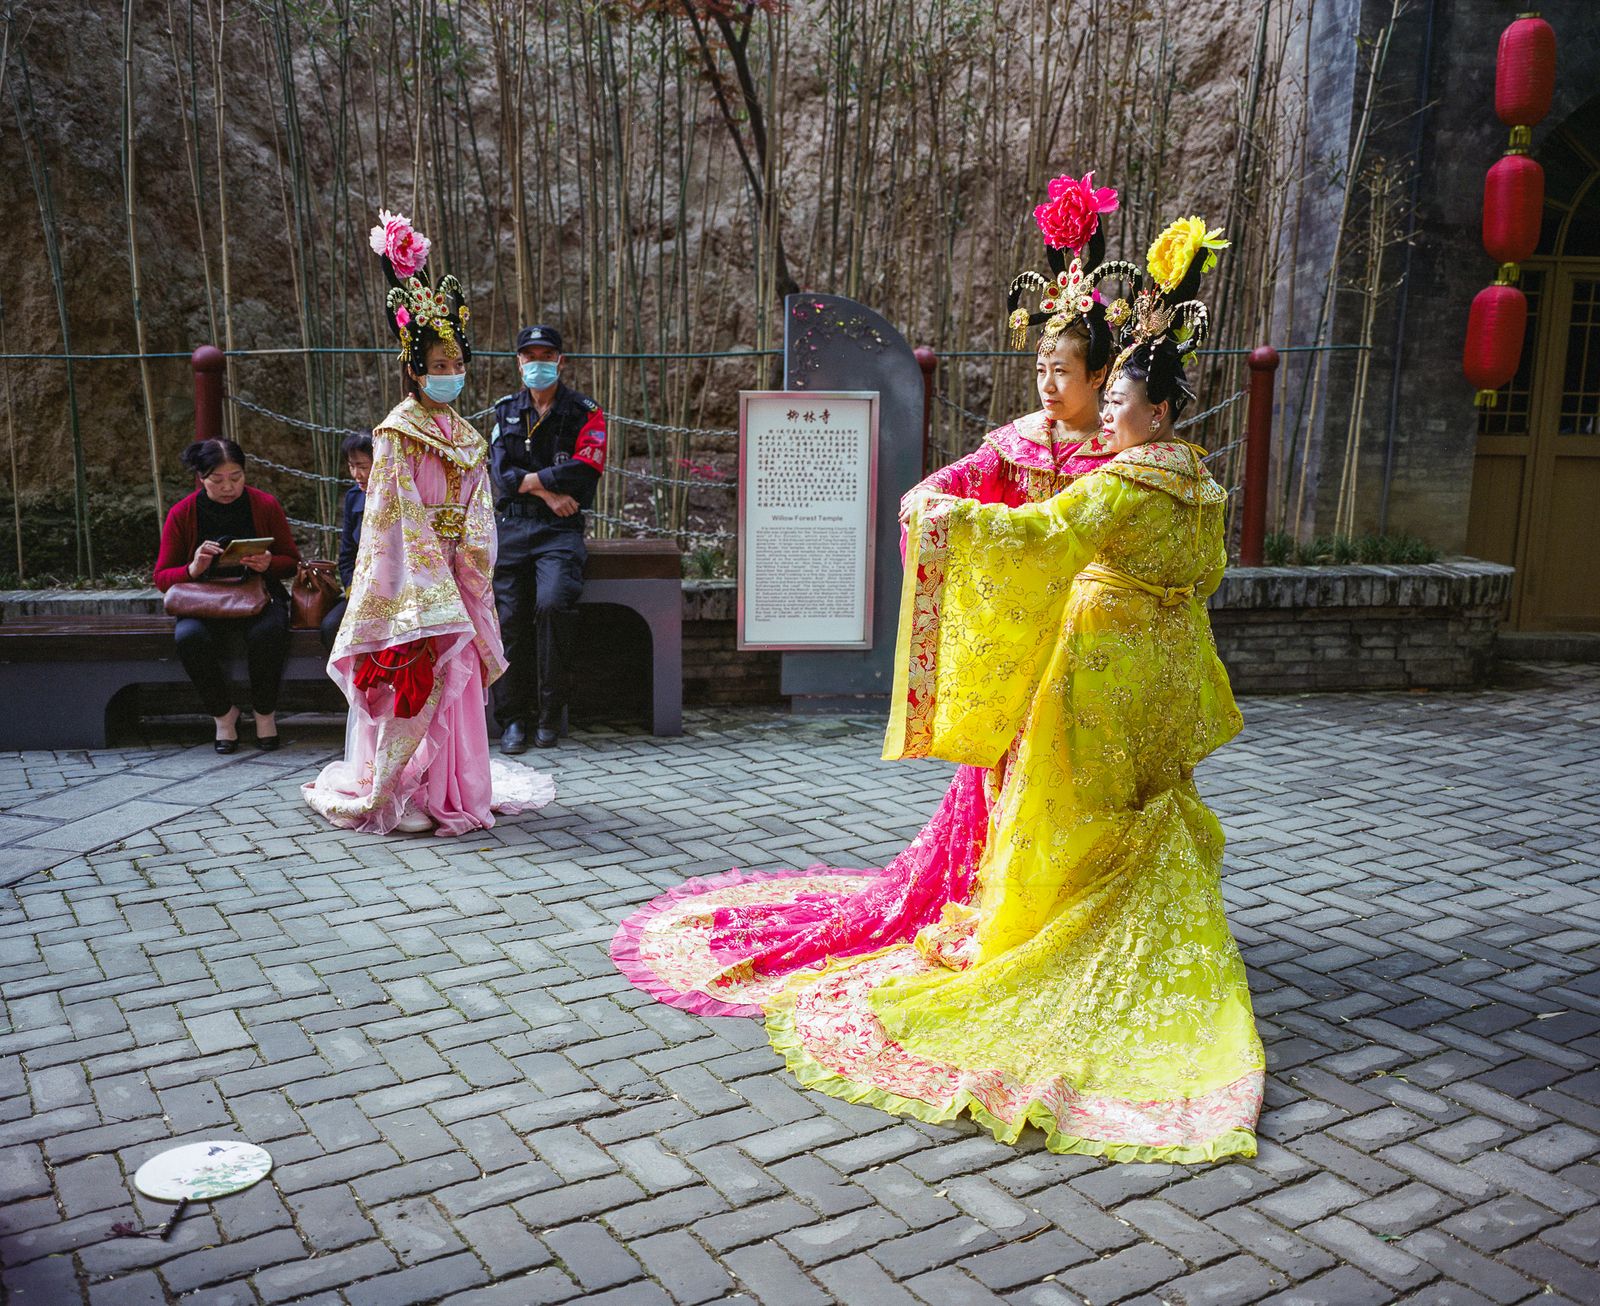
768, 442, 1264, 1162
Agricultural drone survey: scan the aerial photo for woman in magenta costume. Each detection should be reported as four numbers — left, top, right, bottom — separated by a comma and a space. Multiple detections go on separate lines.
612, 173, 1128, 1014
304, 211, 552, 836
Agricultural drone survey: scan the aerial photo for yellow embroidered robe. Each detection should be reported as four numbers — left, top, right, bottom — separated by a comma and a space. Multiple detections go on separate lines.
765, 441, 1265, 1163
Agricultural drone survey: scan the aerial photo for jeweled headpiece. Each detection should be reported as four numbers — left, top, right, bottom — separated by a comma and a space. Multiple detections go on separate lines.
369, 209, 473, 368
1006, 171, 1129, 355
1104, 215, 1229, 401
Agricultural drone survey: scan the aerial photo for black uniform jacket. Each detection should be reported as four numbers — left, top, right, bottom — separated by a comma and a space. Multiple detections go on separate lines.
488, 383, 607, 530
336, 482, 366, 589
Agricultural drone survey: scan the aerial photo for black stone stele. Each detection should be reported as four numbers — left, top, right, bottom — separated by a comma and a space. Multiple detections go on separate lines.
781, 293, 924, 707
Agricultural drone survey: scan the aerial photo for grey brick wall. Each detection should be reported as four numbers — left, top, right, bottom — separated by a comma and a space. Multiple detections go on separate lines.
1209, 562, 1514, 692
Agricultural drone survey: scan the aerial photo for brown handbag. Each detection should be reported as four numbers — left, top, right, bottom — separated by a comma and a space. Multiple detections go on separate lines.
290, 560, 343, 629
163, 573, 270, 620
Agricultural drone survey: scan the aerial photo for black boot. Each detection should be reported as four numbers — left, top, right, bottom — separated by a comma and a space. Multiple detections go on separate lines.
501, 721, 529, 755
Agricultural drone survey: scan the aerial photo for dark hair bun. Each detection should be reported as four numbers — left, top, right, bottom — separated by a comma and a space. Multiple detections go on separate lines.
1082, 302, 1112, 373
1117, 342, 1194, 418
180, 438, 247, 477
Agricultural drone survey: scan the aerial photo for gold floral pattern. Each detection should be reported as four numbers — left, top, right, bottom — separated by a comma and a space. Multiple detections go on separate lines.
767, 943, 1262, 1163
800, 441, 1261, 1161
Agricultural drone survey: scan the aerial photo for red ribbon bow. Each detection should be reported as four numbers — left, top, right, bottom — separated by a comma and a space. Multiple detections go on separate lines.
353, 639, 436, 719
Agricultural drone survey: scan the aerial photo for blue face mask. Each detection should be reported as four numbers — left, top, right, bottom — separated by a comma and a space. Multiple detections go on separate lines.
421, 372, 466, 404
521, 360, 559, 391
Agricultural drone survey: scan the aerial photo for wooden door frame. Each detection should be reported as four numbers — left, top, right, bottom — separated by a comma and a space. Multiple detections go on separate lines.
1520, 258, 1600, 630
1476, 256, 1600, 629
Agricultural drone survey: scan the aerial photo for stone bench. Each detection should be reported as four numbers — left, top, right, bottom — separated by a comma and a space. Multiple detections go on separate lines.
0, 539, 682, 749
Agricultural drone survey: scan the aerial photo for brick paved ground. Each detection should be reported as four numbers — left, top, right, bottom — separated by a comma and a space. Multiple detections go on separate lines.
2, 664, 1597, 1305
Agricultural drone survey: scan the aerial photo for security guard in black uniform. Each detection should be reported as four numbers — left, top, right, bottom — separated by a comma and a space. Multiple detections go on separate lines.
490, 325, 607, 751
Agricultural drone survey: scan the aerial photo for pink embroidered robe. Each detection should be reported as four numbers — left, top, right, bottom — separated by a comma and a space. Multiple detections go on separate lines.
303, 397, 508, 836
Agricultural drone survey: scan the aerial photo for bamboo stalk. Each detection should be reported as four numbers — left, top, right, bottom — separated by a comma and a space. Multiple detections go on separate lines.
0, 11, 14, 575
200, 0, 239, 441
166, 0, 219, 347
1287, 0, 1401, 537
9, 38, 94, 576
123, 0, 166, 525
0, 295, 22, 581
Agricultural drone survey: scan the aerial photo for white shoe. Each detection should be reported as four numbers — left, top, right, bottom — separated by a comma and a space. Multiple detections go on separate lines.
394, 808, 434, 833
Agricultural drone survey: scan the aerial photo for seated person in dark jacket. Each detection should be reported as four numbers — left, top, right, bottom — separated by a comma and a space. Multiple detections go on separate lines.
319, 431, 373, 651
153, 438, 301, 753
490, 324, 607, 752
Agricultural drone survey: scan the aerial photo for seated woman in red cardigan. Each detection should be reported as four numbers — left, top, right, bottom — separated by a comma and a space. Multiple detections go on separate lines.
153, 438, 301, 753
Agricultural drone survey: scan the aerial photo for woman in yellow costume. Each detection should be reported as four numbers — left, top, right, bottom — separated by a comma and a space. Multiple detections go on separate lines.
764, 214, 1265, 1163
611, 172, 1122, 1016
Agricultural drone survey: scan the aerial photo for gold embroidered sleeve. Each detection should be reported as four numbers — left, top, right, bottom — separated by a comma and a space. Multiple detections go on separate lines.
887, 477, 1132, 768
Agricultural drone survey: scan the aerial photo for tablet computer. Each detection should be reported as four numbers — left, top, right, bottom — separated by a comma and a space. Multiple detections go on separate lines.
216, 537, 275, 566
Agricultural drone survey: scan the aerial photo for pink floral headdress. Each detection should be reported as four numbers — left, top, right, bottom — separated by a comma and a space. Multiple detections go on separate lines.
1006, 172, 1134, 353
1033, 171, 1119, 252
370, 209, 472, 365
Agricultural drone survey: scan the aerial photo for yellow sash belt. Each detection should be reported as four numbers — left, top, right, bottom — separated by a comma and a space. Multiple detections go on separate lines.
1079, 561, 1196, 607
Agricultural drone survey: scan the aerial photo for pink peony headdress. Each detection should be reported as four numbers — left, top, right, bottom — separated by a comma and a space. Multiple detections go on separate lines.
1032, 171, 1119, 252
1006, 171, 1136, 352
369, 209, 431, 278
370, 209, 471, 366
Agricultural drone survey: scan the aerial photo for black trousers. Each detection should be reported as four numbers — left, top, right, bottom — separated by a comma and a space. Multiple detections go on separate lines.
492, 517, 585, 729
173, 594, 291, 717
319, 598, 347, 653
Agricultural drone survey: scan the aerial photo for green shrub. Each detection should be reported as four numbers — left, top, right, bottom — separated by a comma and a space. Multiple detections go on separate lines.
1248, 531, 1439, 568
685, 545, 730, 579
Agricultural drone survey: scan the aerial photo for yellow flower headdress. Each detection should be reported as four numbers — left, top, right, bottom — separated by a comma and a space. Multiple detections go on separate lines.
1147, 216, 1228, 293
1106, 214, 1227, 382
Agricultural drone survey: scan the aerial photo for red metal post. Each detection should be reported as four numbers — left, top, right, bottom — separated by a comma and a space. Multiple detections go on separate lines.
914, 346, 937, 477
192, 344, 226, 442
1239, 345, 1279, 567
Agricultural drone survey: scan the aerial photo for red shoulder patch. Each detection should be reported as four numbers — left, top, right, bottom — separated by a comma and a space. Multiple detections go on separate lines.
575, 408, 607, 473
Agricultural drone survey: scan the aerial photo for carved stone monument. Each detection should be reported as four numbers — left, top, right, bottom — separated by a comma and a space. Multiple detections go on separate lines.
780, 293, 924, 710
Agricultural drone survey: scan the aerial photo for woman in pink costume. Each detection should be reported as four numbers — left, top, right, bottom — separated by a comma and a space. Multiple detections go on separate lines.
304, 211, 552, 836
612, 173, 1126, 1014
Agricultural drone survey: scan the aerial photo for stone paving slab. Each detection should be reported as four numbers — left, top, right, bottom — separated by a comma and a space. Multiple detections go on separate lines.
1, 663, 1597, 1304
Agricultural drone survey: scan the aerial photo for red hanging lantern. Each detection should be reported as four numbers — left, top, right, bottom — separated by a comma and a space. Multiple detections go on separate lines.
1465, 12, 1554, 404
1496, 16, 1556, 127
1483, 153, 1545, 264
1463, 283, 1528, 405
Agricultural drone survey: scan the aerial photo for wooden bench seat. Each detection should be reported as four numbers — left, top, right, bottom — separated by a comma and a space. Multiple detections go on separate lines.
0, 538, 682, 748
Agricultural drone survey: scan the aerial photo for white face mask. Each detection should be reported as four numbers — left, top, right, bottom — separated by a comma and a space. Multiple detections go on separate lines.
421, 372, 466, 403
521, 360, 559, 391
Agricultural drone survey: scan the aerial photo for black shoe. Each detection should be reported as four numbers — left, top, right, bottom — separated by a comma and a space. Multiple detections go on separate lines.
256, 734, 282, 752
214, 737, 239, 755
534, 726, 559, 749
501, 721, 529, 755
